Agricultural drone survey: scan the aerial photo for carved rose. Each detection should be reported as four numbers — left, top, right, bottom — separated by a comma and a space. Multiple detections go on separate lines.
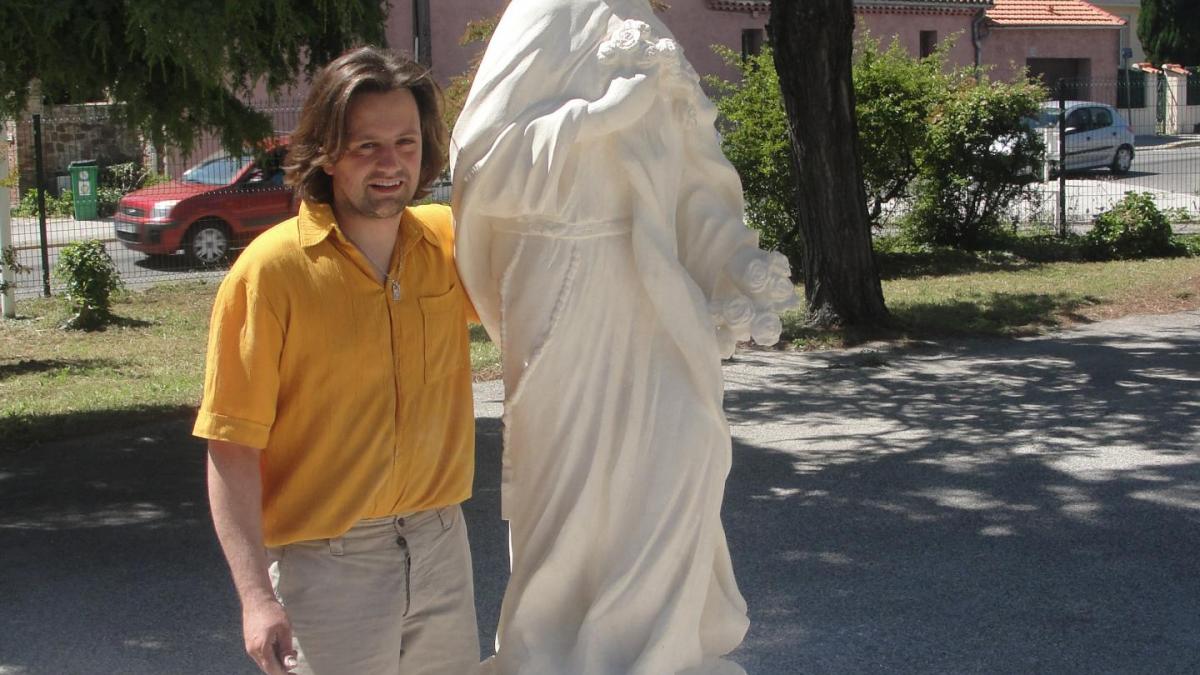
598, 19, 651, 62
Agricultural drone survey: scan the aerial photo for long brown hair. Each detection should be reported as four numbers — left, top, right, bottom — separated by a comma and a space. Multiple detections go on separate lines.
285, 47, 448, 203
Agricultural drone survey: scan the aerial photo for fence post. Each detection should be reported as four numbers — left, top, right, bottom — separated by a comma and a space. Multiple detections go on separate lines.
0, 126, 14, 317
1056, 81, 1067, 238
33, 113, 50, 297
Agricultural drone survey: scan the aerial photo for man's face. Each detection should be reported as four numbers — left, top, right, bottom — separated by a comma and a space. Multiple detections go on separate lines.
325, 87, 423, 222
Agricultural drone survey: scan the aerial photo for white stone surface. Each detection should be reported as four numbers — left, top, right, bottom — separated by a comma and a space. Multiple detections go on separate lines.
451, 1, 797, 672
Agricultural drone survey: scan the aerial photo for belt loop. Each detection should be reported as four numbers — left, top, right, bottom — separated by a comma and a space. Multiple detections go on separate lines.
329, 537, 345, 556
436, 506, 452, 531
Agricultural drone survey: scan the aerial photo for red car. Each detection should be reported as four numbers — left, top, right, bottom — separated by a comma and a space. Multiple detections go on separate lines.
114, 142, 297, 265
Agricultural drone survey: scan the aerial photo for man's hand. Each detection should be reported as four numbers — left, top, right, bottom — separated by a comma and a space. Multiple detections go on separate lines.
207, 440, 296, 673
243, 595, 297, 674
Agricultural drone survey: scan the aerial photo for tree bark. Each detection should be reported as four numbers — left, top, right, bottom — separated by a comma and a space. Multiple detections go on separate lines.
770, 0, 889, 328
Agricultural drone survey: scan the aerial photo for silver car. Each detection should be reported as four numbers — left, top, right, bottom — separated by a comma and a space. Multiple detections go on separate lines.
1034, 101, 1135, 175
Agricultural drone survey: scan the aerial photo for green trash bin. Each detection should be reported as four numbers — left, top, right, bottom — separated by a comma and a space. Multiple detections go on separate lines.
68, 160, 99, 220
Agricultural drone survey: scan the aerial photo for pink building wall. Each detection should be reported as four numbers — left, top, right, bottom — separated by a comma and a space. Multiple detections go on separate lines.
386, 0, 768, 87
982, 27, 1121, 101
853, 11, 980, 67
654, 2, 770, 84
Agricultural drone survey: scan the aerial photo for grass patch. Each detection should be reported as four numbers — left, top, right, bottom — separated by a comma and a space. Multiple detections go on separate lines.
1, 282, 501, 446
780, 256, 1200, 349
6, 253, 1198, 444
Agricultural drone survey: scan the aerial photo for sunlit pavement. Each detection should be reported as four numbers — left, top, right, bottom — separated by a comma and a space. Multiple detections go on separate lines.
1, 310, 1198, 673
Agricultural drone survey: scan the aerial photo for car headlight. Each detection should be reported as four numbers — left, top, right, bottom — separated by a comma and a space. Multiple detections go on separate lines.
150, 200, 180, 220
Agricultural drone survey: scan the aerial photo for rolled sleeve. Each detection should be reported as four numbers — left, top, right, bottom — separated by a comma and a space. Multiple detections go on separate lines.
193, 272, 284, 449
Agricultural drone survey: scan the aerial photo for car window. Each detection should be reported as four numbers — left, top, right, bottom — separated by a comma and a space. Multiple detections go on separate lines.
183, 154, 252, 185
244, 148, 288, 187
1065, 108, 1091, 132
1090, 107, 1113, 129
1033, 109, 1061, 128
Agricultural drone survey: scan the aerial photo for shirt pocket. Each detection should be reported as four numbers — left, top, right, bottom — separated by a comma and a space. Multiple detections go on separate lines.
418, 285, 469, 385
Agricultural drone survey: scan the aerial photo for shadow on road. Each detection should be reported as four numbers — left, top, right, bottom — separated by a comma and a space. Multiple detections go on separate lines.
0, 318, 1196, 673
721, 323, 1200, 673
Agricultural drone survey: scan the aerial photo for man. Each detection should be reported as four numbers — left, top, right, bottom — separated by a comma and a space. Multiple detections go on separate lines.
195, 47, 478, 675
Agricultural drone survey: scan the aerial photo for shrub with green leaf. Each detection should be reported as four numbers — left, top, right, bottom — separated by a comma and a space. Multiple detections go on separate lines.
0, 245, 31, 294
54, 239, 124, 330
709, 35, 1045, 258
12, 188, 73, 217
903, 72, 1045, 248
853, 36, 949, 224
1174, 234, 1200, 257
1085, 192, 1178, 260
707, 46, 802, 270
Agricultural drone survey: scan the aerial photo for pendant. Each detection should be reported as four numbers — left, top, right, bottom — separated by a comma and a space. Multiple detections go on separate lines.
391, 278, 402, 301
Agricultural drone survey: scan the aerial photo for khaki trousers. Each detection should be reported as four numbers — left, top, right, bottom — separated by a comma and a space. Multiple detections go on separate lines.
268, 505, 479, 675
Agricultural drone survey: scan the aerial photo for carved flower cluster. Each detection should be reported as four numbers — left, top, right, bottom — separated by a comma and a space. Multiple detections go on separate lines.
598, 20, 682, 77
710, 249, 799, 358
597, 19, 696, 125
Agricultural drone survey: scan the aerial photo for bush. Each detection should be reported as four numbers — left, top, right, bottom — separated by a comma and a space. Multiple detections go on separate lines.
902, 69, 1045, 248
1085, 192, 1178, 260
1173, 233, 1200, 257
707, 47, 803, 272
101, 162, 145, 193
854, 36, 948, 224
0, 245, 31, 294
709, 35, 1045, 259
54, 239, 123, 330
12, 188, 73, 217
97, 186, 123, 217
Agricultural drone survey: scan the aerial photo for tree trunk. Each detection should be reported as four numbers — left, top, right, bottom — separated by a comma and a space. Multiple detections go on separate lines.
770, 0, 889, 328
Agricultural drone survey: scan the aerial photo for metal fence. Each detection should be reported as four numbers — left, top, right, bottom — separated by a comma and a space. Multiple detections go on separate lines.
1008, 73, 1200, 235
3, 76, 1198, 302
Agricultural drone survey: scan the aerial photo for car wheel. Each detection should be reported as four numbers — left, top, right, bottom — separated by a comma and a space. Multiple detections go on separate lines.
1111, 146, 1133, 174
187, 219, 230, 267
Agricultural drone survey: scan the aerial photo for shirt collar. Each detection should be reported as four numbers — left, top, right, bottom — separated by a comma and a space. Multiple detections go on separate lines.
298, 199, 439, 249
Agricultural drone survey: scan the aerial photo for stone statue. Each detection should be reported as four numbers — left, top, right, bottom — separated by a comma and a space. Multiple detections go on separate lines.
451, 1, 797, 672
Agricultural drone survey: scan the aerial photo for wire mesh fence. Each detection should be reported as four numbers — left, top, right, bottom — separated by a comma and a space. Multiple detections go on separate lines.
2, 72, 1198, 302
2, 101, 313, 299
1016, 73, 1200, 235
870, 72, 1200, 237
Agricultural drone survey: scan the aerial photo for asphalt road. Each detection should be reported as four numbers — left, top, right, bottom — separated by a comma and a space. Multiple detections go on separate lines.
1083, 145, 1200, 194
10, 238, 230, 299
4, 142, 1197, 301
2, 310, 1198, 673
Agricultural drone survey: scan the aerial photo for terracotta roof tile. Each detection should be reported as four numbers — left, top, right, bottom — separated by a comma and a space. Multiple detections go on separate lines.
711, 1, 998, 14
856, 1, 993, 14
986, 0, 1125, 26
856, 0, 992, 6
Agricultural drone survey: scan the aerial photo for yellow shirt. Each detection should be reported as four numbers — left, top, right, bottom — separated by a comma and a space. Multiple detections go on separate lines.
193, 201, 475, 547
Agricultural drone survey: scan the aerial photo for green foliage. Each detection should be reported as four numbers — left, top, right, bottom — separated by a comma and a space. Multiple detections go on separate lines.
53, 239, 123, 330
1163, 206, 1198, 223
0, 1, 387, 154
1085, 192, 1179, 260
0, 245, 31, 294
903, 71, 1045, 248
97, 161, 150, 217
444, 14, 500, 135
100, 162, 145, 194
709, 36, 1045, 258
853, 36, 948, 223
707, 47, 802, 269
11, 162, 169, 218
12, 188, 73, 217
1138, 0, 1200, 66
1173, 234, 1200, 257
